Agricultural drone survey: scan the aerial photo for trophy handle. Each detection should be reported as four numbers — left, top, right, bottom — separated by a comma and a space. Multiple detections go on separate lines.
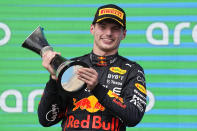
50, 54, 69, 71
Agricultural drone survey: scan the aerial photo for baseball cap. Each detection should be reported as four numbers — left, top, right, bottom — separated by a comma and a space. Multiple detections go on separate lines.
92, 4, 126, 29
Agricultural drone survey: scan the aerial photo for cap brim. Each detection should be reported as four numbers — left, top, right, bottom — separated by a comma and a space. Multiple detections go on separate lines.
96, 17, 124, 27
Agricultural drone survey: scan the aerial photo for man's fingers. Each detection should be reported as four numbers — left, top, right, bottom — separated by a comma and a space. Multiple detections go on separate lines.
42, 51, 60, 66
77, 71, 95, 81
42, 51, 58, 63
77, 75, 89, 84
41, 51, 61, 79
77, 68, 97, 82
77, 68, 98, 77
77, 67, 98, 90
78, 75, 96, 88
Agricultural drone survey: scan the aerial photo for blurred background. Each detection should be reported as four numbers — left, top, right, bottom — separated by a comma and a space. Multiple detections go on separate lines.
0, 0, 197, 131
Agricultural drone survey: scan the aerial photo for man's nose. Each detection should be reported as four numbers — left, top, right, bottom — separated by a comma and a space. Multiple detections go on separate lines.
105, 28, 112, 36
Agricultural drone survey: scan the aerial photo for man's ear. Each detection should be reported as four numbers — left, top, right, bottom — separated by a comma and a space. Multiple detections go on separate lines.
90, 24, 95, 35
121, 29, 127, 40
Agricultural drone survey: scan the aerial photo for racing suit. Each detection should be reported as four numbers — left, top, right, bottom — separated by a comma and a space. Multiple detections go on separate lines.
38, 52, 147, 131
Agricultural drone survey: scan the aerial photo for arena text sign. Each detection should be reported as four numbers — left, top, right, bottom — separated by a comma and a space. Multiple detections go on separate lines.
1, 22, 196, 47
146, 22, 197, 45
0, 89, 155, 113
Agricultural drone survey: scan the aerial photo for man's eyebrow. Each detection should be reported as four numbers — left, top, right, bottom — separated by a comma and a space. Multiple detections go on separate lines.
98, 22, 106, 25
97, 22, 122, 29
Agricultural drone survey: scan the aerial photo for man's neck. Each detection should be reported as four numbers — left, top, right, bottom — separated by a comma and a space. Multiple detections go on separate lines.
90, 51, 118, 66
92, 49, 117, 56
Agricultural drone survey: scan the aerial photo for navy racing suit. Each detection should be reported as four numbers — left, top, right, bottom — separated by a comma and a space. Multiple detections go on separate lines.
38, 52, 147, 131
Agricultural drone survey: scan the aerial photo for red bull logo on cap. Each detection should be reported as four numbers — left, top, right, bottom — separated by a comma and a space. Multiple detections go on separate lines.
73, 95, 105, 113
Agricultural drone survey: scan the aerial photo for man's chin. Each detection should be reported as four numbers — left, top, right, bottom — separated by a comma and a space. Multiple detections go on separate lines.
100, 46, 116, 52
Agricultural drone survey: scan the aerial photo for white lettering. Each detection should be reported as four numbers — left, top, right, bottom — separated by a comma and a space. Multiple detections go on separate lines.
146, 90, 155, 112
28, 89, 43, 112
134, 89, 146, 100
146, 22, 169, 45
174, 22, 190, 45
0, 89, 22, 112
46, 104, 59, 121
107, 74, 124, 80
0, 89, 155, 113
0, 22, 11, 46
112, 74, 118, 79
138, 70, 145, 77
113, 87, 122, 96
111, 80, 122, 86
137, 76, 146, 85
130, 94, 146, 112
147, 22, 197, 45
192, 24, 197, 43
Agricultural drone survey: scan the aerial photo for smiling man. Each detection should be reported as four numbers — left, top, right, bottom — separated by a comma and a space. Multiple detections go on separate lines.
38, 4, 147, 131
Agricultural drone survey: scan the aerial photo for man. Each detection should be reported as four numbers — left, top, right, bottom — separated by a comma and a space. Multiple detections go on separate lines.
38, 4, 147, 131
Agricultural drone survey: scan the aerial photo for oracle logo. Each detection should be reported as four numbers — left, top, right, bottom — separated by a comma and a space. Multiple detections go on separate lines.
0, 89, 43, 112
146, 22, 197, 45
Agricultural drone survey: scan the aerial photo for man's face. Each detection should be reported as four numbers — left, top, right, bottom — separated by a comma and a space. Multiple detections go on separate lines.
90, 20, 126, 54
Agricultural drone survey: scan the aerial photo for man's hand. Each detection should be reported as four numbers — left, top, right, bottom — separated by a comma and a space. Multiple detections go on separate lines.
42, 51, 61, 80
77, 68, 98, 91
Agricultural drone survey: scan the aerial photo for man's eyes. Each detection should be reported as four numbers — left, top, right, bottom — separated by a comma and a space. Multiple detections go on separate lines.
100, 25, 106, 29
113, 27, 121, 30
99, 25, 120, 30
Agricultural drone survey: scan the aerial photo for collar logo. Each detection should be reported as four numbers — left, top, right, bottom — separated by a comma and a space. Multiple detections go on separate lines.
99, 8, 124, 20
98, 56, 106, 60
110, 67, 127, 75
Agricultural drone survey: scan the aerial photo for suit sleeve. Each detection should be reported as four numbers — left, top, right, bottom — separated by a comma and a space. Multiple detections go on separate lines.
37, 77, 68, 127
92, 64, 147, 127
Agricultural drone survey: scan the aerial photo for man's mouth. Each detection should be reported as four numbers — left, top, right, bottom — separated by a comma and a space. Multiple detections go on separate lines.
101, 38, 114, 44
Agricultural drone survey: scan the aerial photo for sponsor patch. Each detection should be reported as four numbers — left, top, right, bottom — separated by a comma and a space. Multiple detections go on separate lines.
113, 87, 122, 96
107, 90, 126, 108
137, 76, 146, 85
72, 95, 105, 113
125, 63, 132, 67
130, 95, 146, 112
134, 89, 146, 100
110, 67, 126, 75
107, 79, 123, 86
99, 8, 124, 20
135, 83, 147, 95
107, 90, 123, 103
107, 74, 124, 80
65, 114, 120, 130
46, 104, 60, 121
138, 70, 145, 77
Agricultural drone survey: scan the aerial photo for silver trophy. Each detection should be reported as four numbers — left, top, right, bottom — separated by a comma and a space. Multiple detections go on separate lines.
22, 26, 88, 92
